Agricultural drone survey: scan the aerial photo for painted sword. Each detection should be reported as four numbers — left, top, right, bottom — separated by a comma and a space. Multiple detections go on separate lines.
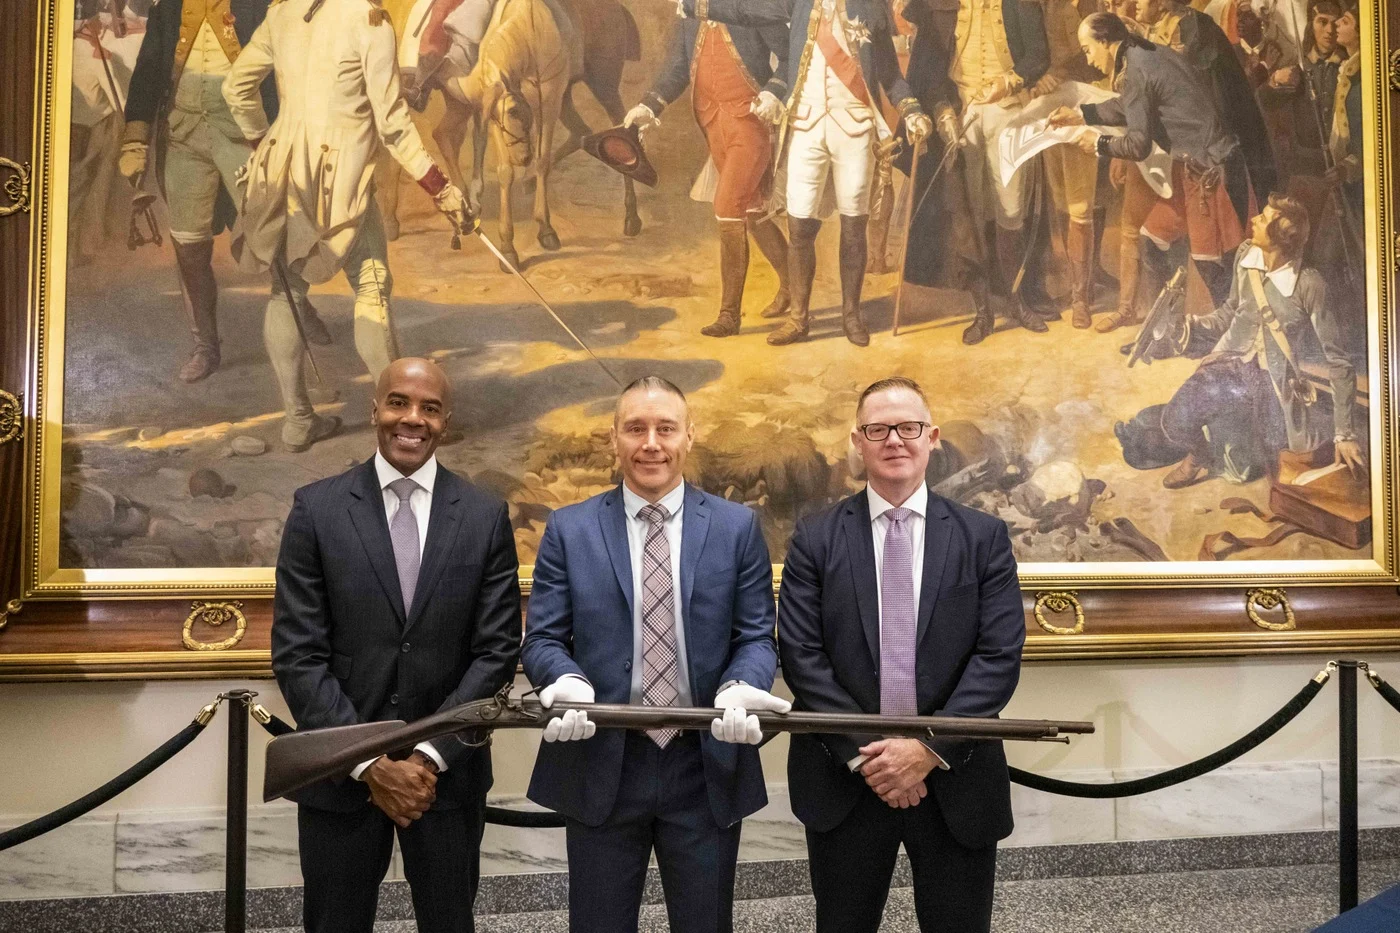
451, 217, 624, 388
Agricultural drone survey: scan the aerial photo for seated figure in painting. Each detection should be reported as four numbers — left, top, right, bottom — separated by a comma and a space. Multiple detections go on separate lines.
1114, 194, 1365, 489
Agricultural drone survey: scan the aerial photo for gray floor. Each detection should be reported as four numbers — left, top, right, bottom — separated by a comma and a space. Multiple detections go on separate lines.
256, 859, 1400, 933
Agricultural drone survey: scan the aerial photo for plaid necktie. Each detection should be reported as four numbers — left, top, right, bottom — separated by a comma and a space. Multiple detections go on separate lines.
879, 507, 917, 715
638, 503, 679, 747
388, 477, 421, 617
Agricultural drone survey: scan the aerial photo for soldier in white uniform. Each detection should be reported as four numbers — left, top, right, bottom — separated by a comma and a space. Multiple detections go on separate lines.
223, 0, 469, 452
681, 0, 932, 347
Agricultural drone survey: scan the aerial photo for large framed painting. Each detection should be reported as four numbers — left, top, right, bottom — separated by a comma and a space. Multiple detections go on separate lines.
2, 0, 1400, 678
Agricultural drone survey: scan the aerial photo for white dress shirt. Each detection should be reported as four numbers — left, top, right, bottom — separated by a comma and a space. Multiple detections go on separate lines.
352, 452, 447, 780
852, 482, 947, 772
868, 482, 928, 629
621, 481, 693, 706
375, 450, 436, 557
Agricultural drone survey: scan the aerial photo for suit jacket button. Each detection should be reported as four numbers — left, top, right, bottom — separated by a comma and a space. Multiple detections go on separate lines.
624, 661, 632, 672
401, 642, 411, 653
390, 693, 400, 705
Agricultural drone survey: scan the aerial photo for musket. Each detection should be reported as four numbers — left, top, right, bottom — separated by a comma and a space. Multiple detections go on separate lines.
1126, 265, 1187, 367
450, 215, 624, 387
264, 685, 1094, 801
1281, 0, 1360, 289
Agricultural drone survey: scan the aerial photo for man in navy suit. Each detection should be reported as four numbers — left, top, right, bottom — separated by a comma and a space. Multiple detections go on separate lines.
778, 376, 1026, 932
272, 358, 522, 933
521, 375, 789, 933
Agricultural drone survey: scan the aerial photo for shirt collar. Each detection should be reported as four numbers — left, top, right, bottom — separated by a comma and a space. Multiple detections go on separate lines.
1238, 243, 1299, 297
375, 450, 438, 495
622, 481, 686, 522
867, 482, 928, 523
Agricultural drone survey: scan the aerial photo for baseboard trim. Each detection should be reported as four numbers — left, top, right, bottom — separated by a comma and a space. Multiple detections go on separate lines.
2, 827, 1397, 933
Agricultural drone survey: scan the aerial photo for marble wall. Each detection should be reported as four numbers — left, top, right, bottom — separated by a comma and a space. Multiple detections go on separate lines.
3, 758, 1399, 901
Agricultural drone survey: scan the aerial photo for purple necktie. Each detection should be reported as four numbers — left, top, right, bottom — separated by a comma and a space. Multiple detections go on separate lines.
880, 506, 917, 716
639, 503, 679, 748
388, 477, 421, 616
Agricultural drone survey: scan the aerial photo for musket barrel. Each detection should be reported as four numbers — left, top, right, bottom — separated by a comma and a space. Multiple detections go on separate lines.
543, 702, 1092, 739
264, 692, 1095, 801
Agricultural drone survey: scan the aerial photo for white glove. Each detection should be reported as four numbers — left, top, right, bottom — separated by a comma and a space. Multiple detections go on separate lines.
433, 182, 477, 229
904, 111, 933, 146
623, 102, 658, 130
710, 683, 791, 745
539, 675, 596, 742
751, 90, 785, 125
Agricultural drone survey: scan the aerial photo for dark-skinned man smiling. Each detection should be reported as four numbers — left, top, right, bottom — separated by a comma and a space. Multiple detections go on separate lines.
272, 357, 522, 933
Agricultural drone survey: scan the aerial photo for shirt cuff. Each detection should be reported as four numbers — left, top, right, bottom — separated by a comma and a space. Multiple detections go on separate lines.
417, 164, 450, 197
350, 756, 382, 781
848, 753, 868, 772
920, 740, 952, 770
415, 742, 448, 773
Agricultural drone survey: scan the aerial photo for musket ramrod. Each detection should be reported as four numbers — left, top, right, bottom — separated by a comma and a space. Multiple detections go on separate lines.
264, 686, 1094, 801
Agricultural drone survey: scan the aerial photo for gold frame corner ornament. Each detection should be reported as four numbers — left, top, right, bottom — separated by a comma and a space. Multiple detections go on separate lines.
181, 600, 248, 651
1390, 47, 1400, 92
0, 157, 31, 217
1033, 591, 1085, 636
0, 389, 23, 446
1246, 587, 1296, 632
0, 598, 23, 633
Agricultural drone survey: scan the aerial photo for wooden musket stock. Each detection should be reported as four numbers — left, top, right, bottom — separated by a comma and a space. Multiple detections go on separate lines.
264, 688, 1094, 802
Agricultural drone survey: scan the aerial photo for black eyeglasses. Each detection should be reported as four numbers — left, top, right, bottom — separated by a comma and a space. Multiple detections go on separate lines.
859, 422, 931, 442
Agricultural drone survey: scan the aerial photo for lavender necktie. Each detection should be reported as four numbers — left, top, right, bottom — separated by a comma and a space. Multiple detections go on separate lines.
638, 503, 679, 748
388, 477, 421, 616
880, 506, 917, 716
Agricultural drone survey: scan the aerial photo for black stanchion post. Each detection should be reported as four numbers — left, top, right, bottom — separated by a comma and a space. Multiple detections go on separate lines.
1338, 660, 1359, 913
225, 690, 256, 933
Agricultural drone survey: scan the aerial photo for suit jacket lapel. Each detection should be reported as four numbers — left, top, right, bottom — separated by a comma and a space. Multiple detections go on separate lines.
842, 491, 882, 667
405, 465, 462, 631
678, 484, 711, 634
600, 487, 634, 619
347, 459, 406, 626
917, 495, 952, 646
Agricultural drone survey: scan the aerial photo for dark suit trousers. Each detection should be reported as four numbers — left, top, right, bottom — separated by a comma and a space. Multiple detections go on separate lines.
298, 796, 485, 933
807, 784, 997, 933
565, 732, 742, 933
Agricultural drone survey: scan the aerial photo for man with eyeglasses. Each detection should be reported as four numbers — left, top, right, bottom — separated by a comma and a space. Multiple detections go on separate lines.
776, 375, 1025, 932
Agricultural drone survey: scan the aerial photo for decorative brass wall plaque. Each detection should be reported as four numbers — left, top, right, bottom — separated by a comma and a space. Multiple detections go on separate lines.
1033, 592, 1086, 636
1246, 588, 1297, 632
0, 158, 30, 217
182, 601, 248, 651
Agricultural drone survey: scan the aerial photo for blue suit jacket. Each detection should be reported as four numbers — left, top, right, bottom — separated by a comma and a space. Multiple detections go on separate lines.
522, 483, 778, 828
641, 18, 792, 118
777, 489, 1025, 846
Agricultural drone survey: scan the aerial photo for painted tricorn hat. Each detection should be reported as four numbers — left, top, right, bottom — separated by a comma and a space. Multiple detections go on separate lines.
581, 125, 658, 188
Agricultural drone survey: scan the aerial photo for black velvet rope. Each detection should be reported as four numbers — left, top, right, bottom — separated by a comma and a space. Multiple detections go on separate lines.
0, 719, 208, 851
254, 711, 567, 827
1367, 671, 1400, 716
1008, 677, 1325, 798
